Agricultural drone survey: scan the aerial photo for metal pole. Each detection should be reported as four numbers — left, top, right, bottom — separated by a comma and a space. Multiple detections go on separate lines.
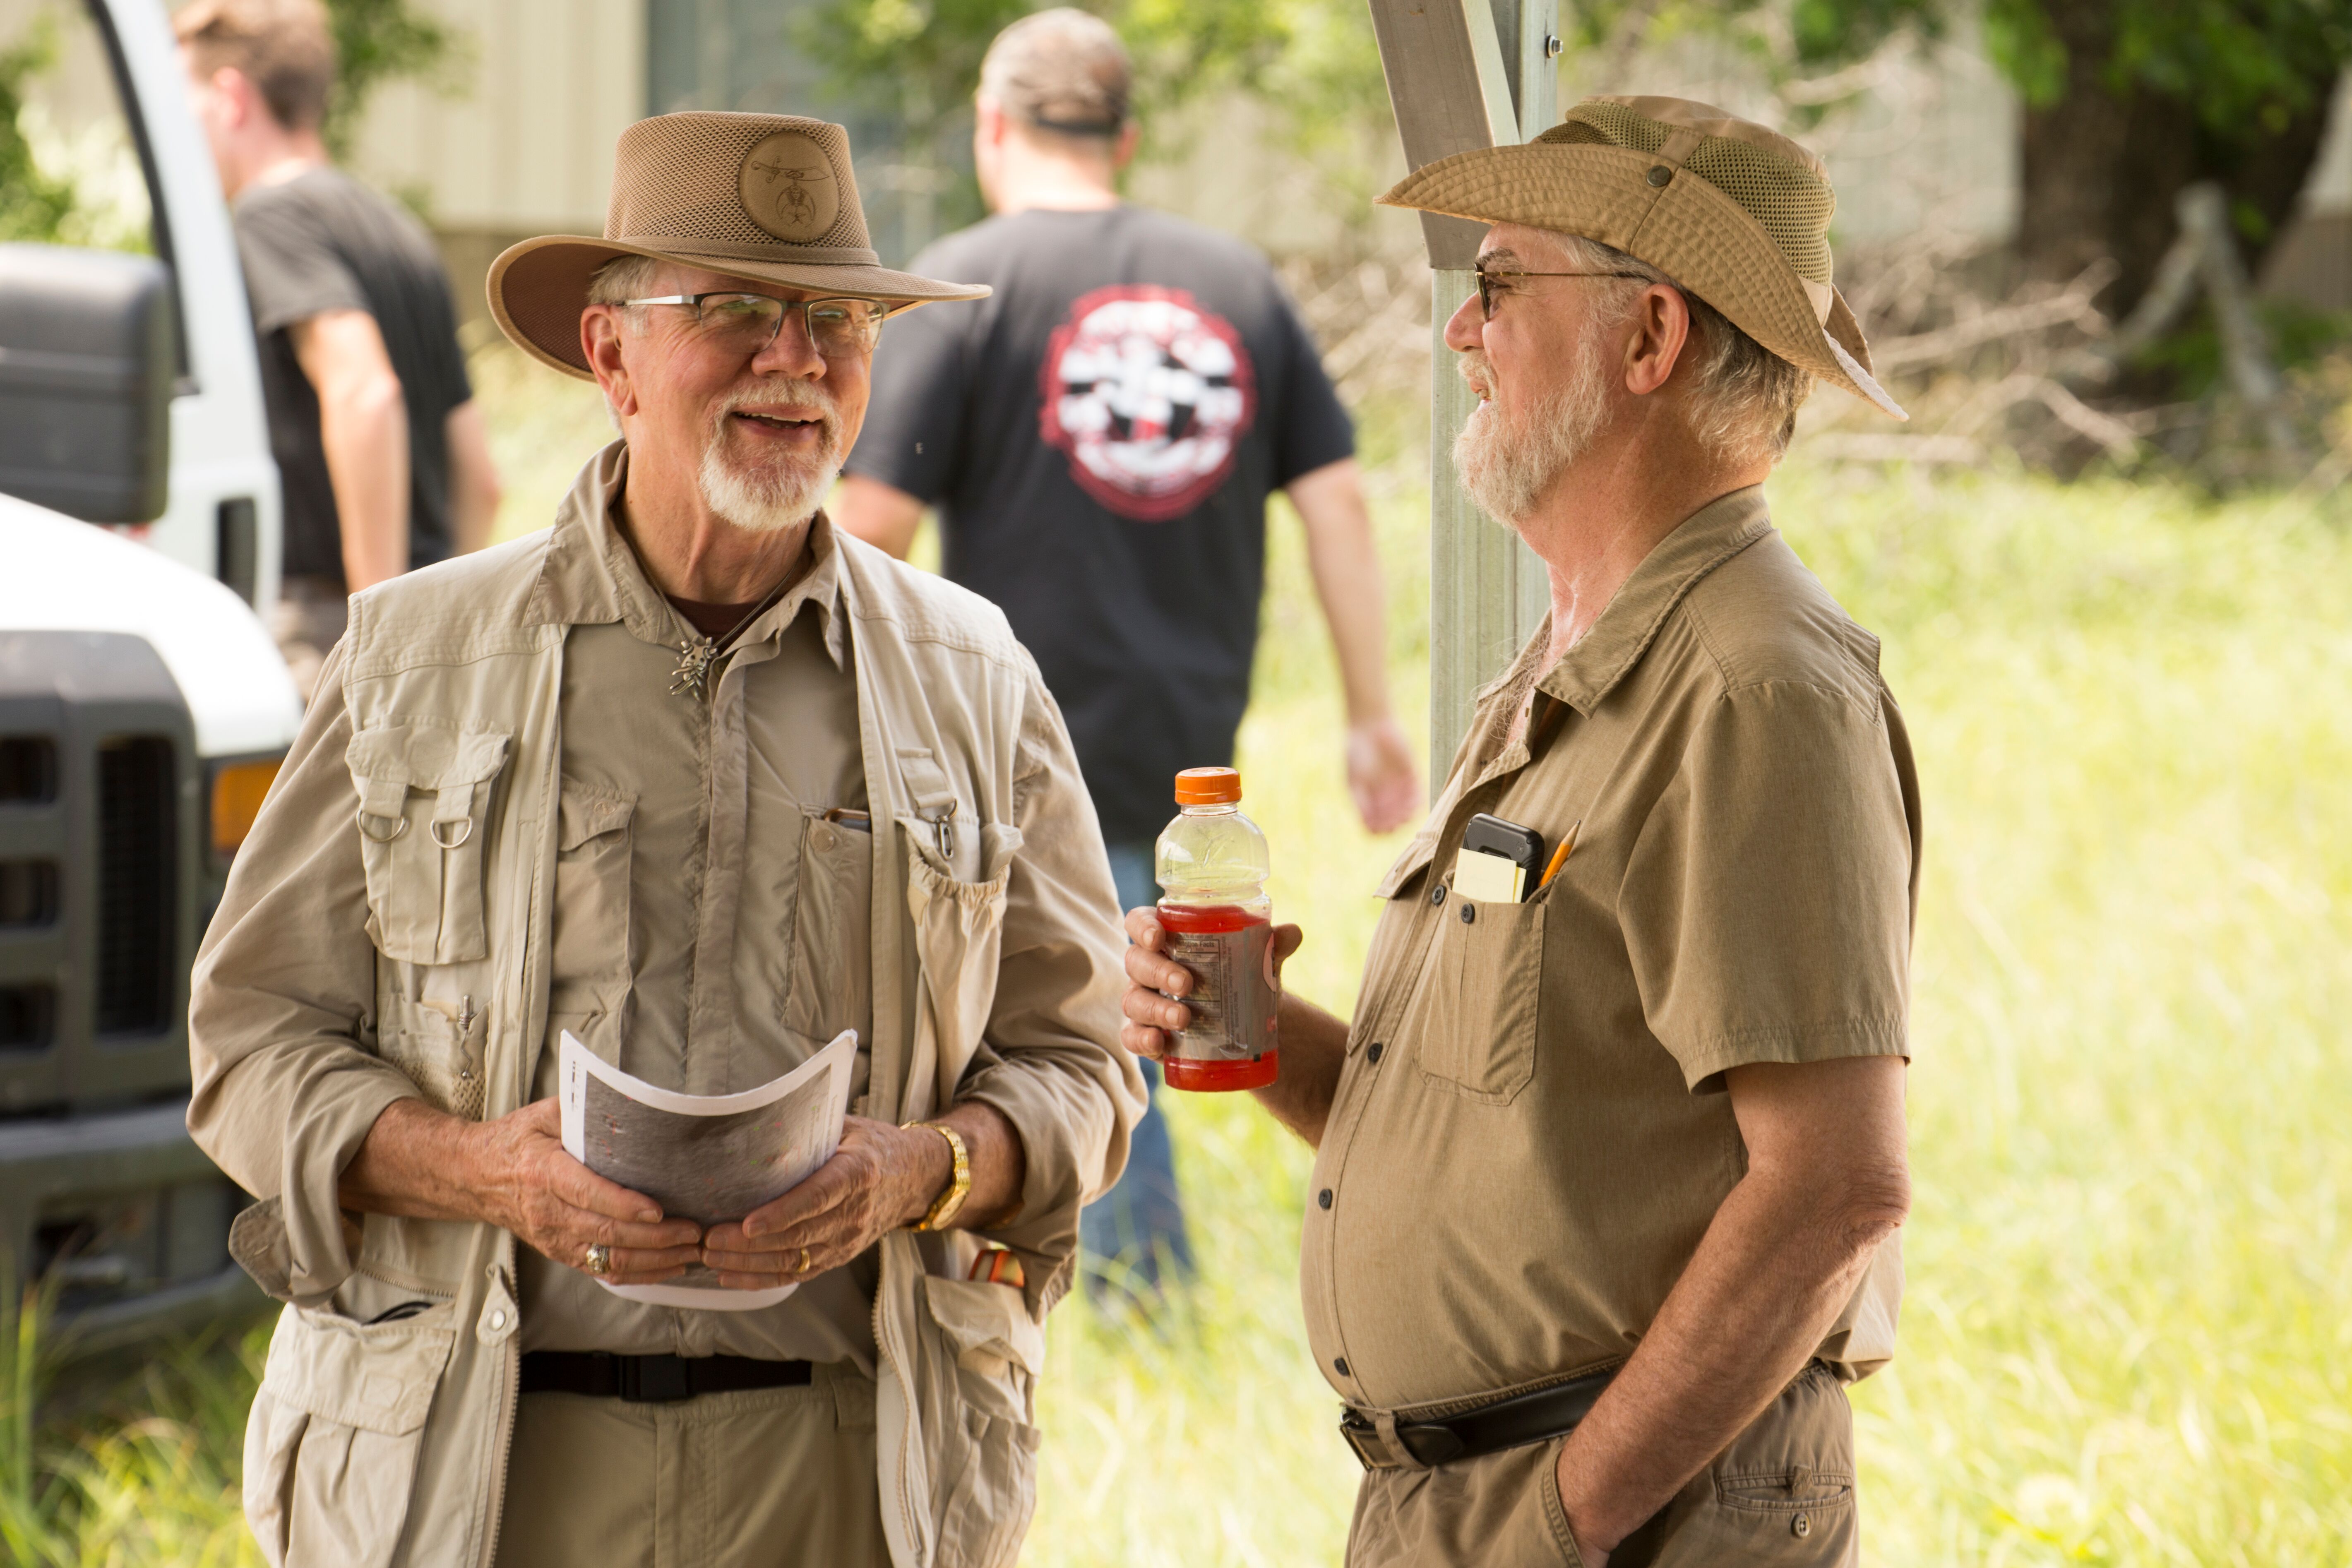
1421, 0, 1560, 771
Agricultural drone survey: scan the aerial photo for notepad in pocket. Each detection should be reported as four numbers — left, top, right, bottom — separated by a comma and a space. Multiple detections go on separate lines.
1453, 847, 1526, 903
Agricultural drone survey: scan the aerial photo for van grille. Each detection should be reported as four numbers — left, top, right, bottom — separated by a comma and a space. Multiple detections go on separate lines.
94, 736, 173, 1035
0, 984, 53, 1051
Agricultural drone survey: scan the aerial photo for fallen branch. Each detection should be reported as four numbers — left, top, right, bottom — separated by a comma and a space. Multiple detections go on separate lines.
2032, 379, 2141, 459
1869, 263, 2116, 374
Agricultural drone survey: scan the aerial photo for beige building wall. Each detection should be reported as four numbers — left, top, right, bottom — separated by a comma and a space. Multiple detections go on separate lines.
346, 0, 646, 330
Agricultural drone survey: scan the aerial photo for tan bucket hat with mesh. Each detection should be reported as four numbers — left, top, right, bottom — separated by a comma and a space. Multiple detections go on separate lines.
1379, 94, 1905, 419
488, 111, 990, 380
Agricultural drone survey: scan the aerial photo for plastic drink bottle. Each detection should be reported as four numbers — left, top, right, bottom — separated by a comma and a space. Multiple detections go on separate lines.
1154, 766, 1278, 1091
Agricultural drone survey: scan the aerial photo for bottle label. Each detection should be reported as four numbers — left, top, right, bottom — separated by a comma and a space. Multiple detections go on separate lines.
1166, 923, 1278, 1061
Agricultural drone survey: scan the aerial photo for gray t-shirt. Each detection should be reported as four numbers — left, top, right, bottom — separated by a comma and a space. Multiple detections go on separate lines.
233, 167, 473, 585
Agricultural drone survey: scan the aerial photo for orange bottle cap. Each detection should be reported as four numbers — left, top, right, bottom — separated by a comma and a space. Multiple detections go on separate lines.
1173, 766, 1241, 805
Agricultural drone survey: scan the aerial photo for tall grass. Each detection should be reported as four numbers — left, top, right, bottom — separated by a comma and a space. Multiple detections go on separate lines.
15, 351, 2351, 1563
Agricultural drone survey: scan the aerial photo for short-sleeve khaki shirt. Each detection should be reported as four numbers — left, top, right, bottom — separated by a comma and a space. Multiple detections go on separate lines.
1301, 487, 1922, 1414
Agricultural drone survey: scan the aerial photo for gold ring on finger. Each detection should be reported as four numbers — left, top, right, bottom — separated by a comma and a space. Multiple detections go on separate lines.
583, 1243, 612, 1276
797, 1246, 812, 1275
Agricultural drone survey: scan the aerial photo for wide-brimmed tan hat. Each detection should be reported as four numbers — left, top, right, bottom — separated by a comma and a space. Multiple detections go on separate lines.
489, 112, 990, 380
1378, 95, 1905, 419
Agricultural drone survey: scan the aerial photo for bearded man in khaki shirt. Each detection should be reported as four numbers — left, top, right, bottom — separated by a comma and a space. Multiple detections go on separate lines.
190, 113, 1141, 1568
1124, 97, 1922, 1566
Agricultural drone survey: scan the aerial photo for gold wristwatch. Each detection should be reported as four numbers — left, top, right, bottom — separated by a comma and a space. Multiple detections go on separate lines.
907, 1121, 971, 1231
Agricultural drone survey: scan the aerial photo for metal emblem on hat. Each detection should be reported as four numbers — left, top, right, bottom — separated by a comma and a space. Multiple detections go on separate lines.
739, 130, 839, 242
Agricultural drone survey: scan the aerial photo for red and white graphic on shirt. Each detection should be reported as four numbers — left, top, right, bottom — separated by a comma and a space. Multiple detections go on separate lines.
1038, 285, 1259, 523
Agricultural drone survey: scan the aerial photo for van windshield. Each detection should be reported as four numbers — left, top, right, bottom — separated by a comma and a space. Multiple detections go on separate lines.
0, 0, 155, 255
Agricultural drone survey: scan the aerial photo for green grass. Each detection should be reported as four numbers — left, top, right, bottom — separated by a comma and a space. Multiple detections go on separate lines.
11, 352, 2352, 1563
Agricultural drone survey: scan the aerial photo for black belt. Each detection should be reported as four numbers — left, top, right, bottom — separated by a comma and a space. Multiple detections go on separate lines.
1341, 1365, 1618, 1470
520, 1352, 813, 1404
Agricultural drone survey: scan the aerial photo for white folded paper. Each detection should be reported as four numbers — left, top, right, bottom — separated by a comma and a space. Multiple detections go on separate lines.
557, 1029, 855, 1311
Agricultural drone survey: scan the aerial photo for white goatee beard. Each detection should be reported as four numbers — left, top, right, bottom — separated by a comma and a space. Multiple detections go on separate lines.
1451, 322, 1613, 525
698, 385, 845, 535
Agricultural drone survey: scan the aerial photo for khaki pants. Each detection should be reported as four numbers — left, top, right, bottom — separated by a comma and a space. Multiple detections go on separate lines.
495, 1363, 888, 1568
1345, 1364, 1860, 1568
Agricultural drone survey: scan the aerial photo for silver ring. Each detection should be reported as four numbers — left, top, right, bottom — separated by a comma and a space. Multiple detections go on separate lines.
583, 1243, 611, 1276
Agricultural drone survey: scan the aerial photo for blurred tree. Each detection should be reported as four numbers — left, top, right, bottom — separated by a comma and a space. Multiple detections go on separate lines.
321, 0, 463, 158
0, 16, 77, 243
798, 0, 1392, 221
1566, 0, 2352, 312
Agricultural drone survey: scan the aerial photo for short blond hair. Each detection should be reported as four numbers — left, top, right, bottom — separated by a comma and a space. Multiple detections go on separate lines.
175, 0, 336, 133
978, 8, 1131, 142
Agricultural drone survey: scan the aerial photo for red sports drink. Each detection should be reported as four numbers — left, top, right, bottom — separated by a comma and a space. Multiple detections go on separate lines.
1154, 767, 1278, 1091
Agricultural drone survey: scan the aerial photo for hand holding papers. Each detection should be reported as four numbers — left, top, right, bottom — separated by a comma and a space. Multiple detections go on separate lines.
558, 1029, 856, 1310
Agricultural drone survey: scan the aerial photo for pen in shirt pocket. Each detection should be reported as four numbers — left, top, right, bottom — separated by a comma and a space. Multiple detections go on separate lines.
1536, 819, 1583, 890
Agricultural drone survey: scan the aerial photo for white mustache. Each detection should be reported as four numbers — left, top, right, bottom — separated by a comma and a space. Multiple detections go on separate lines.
713, 379, 836, 426
1458, 349, 1495, 403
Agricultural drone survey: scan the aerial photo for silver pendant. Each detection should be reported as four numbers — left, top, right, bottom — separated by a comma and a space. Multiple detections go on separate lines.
669, 637, 720, 699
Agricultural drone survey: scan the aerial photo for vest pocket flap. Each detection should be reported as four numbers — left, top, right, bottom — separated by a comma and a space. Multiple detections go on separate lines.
557, 783, 636, 850
264, 1302, 459, 1438
346, 725, 511, 791
923, 1277, 1045, 1376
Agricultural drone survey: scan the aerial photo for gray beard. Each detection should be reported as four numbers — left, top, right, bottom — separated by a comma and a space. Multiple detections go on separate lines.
697, 389, 845, 535
1451, 323, 1612, 524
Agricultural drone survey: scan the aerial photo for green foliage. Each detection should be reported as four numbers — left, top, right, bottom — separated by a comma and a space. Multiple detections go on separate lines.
2100, 0, 2352, 133
320, 0, 464, 159
2129, 296, 2352, 397
796, 0, 1389, 174
0, 16, 79, 245
796, 0, 1033, 143
1565, 0, 2352, 146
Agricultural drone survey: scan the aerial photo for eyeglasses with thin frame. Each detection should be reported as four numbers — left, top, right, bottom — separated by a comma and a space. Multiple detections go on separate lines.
621, 291, 893, 359
1473, 264, 1650, 321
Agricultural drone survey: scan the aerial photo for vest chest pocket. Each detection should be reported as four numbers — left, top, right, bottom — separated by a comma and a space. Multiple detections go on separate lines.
378, 995, 487, 1120
1401, 878, 1548, 1104
346, 726, 511, 966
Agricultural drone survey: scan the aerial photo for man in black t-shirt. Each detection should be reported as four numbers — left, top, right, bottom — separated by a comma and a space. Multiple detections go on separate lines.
838, 9, 1419, 1299
180, 0, 500, 700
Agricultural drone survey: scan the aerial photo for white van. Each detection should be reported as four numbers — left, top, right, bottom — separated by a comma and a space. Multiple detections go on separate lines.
0, 0, 298, 1349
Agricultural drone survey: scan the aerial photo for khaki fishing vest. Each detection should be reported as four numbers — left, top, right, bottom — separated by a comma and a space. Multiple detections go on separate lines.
235, 519, 1074, 1568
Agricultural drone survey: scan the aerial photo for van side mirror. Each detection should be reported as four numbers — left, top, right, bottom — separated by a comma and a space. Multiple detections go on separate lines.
0, 244, 176, 525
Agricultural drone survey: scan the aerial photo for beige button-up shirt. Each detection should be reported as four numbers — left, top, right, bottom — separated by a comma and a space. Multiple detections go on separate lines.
520, 502, 882, 1365
1302, 488, 1922, 1414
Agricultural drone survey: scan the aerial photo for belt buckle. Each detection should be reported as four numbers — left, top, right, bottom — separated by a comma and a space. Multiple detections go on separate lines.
616, 1355, 692, 1404
1338, 1410, 1389, 1471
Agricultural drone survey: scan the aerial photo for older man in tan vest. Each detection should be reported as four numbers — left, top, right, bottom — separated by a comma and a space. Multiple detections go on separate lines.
1124, 97, 1921, 1566
190, 113, 1141, 1568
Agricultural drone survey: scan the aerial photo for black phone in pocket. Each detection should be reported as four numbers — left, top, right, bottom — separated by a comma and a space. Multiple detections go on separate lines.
1461, 813, 1545, 900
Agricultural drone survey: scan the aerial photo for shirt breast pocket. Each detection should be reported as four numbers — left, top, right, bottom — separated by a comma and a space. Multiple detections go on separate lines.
1400, 880, 1547, 1105
345, 725, 511, 966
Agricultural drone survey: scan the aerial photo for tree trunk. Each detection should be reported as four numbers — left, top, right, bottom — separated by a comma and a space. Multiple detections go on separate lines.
2017, 0, 2332, 317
